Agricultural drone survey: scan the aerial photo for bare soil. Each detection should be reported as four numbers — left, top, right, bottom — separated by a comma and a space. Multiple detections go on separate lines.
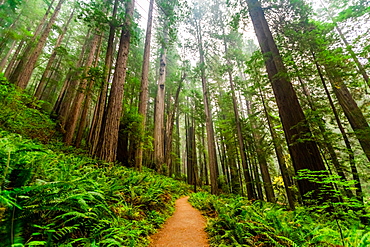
148, 196, 209, 247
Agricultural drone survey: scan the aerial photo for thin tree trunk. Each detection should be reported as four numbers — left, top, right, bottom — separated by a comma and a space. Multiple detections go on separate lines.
222, 36, 254, 199
4, 40, 25, 78
0, 40, 17, 72
313, 56, 363, 202
193, 13, 219, 195
75, 33, 103, 148
14, 0, 65, 89
319, 0, 369, 87
134, 0, 154, 170
63, 33, 100, 145
165, 74, 185, 174
325, 64, 370, 162
259, 87, 295, 209
96, 0, 135, 162
297, 75, 353, 198
7, 0, 53, 83
247, 100, 275, 202
56, 30, 90, 129
35, 8, 75, 99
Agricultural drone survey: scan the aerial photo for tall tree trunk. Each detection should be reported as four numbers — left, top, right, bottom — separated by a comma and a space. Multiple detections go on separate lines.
165, 75, 185, 174
12, 0, 65, 89
248, 100, 275, 202
222, 35, 254, 199
324, 64, 370, 162
246, 0, 328, 202
297, 75, 353, 198
154, 27, 168, 172
34, 8, 75, 99
54, 31, 90, 128
96, 0, 135, 162
75, 34, 103, 148
259, 87, 295, 209
63, 33, 100, 145
319, 0, 369, 87
193, 13, 219, 195
4, 39, 25, 78
134, 0, 155, 170
6, 0, 54, 81
89, 0, 119, 155
0, 40, 17, 72
313, 56, 363, 202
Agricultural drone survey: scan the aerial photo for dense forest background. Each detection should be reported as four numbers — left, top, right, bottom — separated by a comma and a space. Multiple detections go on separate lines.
0, 0, 370, 246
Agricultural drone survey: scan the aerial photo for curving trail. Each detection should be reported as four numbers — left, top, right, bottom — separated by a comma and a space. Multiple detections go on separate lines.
149, 196, 209, 247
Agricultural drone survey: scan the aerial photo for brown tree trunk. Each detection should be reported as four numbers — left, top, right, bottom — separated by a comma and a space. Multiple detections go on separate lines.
88, 0, 119, 156
0, 40, 17, 72
75, 34, 103, 148
96, 0, 135, 162
6, 0, 54, 82
247, 100, 275, 202
4, 39, 25, 78
313, 56, 364, 202
63, 33, 100, 145
134, 0, 155, 171
319, 0, 369, 87
222, 36, 254, 199
193, 12, 219, 195
34, 8, 75, 99
325, 65, 370, 162
55, 29, 90, 129
154, 28, 168, 172
246, 0, 327, 202
259, 87, 295, 209
165, 74, 185, 174
297, 75, 353, 198
13, 0, 65, 89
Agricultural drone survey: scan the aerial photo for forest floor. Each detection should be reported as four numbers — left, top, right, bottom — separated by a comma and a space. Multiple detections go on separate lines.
149, 196, 209, 247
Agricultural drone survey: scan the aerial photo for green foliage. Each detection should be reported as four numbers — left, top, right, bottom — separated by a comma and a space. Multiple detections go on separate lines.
0, 130, 191, 246
0, 74, 55, 142
190, 192, 370, 247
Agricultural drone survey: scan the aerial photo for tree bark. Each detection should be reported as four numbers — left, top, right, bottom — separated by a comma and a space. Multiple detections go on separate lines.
165, 75, 185, 175
325, 65, 370, 162
134, 0, 155, 171
0, 40, 16, 72
313, 56, 363, 202
193, 11, 219, 194
34, 7, 75, 99
63, 33, 100, 145
222, 32, 254, 199
260, 87, 295, 209
4, 40, 25, 78
55, 30, 91, 128
96, 0, 135, 162
246, 0, 327, 202
14, 0, 65, 89
154, 28, 168, 172
88, 0, 119, 156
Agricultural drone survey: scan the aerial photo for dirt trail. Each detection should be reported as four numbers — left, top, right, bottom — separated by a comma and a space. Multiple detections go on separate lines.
149, 196, 209, 247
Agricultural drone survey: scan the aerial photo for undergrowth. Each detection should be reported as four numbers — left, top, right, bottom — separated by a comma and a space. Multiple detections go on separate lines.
189, 192, 370, 247
0, 74, 55, 142
0, 130, 190, 246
